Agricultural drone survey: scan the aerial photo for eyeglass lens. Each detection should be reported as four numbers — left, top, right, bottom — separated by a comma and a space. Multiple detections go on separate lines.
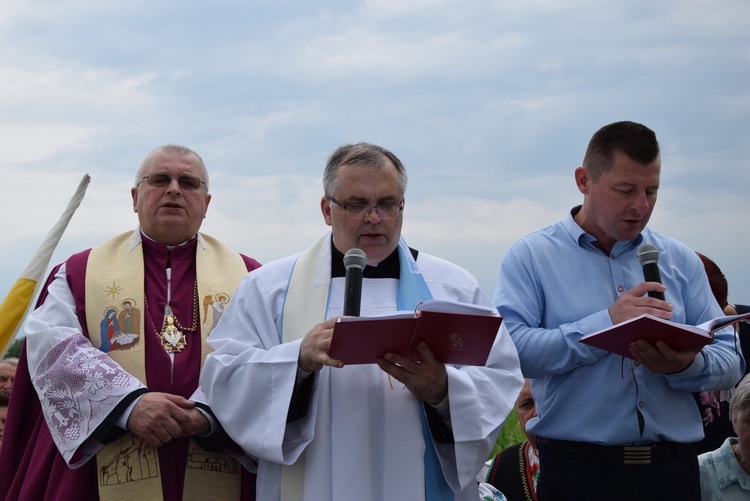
353, 205, 398, 217
145, 173, 204, 190
329, 197, 402, 219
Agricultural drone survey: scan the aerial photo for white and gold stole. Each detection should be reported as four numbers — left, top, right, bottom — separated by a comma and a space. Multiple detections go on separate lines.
86, 230, 247, 501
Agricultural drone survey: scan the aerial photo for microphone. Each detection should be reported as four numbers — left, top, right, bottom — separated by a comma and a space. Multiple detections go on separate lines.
343, 248, 367, 317
637, 244, 665, 301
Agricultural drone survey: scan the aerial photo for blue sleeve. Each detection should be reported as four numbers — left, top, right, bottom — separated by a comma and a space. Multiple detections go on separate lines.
493, 243, 612, 378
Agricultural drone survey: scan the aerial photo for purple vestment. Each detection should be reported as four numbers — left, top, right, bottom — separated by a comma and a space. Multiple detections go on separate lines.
0, 236, 260, 500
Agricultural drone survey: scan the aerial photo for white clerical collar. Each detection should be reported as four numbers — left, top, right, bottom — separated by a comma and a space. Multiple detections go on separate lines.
131, 227, 204, 250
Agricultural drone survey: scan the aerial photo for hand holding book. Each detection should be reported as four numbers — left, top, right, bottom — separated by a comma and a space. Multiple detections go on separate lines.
329, 299, 502, 365
579, 311, 750, 359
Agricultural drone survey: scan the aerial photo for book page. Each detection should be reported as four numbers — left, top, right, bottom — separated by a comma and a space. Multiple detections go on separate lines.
580, 314, 712, 341
701, 311, 750, 333
415, 299, 497, 316
336, 310, 415, 322
579, 313, 714, 359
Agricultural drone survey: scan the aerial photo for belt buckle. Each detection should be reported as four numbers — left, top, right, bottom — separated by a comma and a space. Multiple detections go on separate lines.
623, 446, 651, 464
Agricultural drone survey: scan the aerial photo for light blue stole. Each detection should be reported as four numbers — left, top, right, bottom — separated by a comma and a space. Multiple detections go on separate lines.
393, 238, 453, 501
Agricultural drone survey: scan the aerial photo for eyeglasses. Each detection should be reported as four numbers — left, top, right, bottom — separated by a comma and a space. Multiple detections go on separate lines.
137, 173, 206, 191
328, 197, 403, 220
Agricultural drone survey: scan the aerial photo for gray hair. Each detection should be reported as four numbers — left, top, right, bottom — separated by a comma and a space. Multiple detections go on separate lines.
323, 142, 407, 198
0, 358, 18, 367
730, 373, 750, 425
135, 145, 209, 191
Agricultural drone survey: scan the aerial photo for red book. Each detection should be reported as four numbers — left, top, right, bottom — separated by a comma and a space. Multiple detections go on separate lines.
579, 312, 750, 359
329, 299, 502, 366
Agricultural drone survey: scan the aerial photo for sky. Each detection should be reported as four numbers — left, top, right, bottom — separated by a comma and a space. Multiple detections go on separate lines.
1, 0, 749, 323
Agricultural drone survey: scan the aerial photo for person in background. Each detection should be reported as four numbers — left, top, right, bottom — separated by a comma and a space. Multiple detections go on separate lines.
0, 393, 8, 448
493, 121, 744, 500
0, 359, 17, 400
478, 379, 539, 501
0, 145, 261, 500
699, 372, 750, 499
694, 253, 749, 368
479, 483, 509, 501
201, 142, 524, 501
724, 300, 750, 377
693, 253, 741, 454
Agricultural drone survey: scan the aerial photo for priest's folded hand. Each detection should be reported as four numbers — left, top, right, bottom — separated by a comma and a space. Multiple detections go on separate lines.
127, 392, 207, 448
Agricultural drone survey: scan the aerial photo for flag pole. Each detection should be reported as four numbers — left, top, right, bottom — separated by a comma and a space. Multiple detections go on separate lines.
0, 174, 91, 356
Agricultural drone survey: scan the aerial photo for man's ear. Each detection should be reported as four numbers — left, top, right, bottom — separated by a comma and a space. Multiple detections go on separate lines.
321, 196, 333, 226
574, 167, 591, 195
203, 193, 212, 218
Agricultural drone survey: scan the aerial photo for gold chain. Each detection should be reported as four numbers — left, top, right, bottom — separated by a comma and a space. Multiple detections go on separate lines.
143, 278, 199, 334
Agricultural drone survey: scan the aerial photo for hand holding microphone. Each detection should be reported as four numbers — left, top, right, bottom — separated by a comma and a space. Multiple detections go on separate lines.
298, 248, 366, 372
609, 244, 672, 325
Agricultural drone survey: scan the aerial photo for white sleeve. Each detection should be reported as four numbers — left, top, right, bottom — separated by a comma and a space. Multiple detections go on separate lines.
437, 321, 524, 492
202, 266, 317, 465
418, 255, 525, 493
25, 264, 146, 468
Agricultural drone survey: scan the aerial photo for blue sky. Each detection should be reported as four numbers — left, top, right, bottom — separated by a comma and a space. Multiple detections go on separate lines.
2, 0, 749, 312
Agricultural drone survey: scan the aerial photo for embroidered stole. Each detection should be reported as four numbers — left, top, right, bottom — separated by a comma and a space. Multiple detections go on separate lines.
85, 231, 247, 501
279, 233, 453, 500
279, 234, 331, 501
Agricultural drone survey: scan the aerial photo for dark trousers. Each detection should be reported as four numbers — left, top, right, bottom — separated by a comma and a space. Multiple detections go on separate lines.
536, 438, 700, 501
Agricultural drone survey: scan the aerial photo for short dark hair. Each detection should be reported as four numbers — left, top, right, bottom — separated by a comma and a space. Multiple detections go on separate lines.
582, 121, 660, 180
323, 142, 407, 198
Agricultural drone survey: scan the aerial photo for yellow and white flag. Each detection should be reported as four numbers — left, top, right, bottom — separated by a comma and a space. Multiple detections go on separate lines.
0, 174, 91, 357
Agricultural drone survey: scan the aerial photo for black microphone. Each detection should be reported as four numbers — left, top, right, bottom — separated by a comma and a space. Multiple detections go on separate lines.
637, 244, 665, 301
343, 248, 367, 317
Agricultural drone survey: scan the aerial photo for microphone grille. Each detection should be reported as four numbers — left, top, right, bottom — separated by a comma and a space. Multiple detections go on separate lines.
343, 248, 367, 271
637, 244, 659, 266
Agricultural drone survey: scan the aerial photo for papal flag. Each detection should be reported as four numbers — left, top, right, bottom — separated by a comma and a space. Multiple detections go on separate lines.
0, 174, 91, 357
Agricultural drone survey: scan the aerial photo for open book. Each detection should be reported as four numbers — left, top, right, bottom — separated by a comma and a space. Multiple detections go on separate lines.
579, 311, 750, 359
328, 299, 502, 366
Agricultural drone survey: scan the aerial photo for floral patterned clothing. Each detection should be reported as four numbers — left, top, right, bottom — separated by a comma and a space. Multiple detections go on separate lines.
699, 437, 750, 500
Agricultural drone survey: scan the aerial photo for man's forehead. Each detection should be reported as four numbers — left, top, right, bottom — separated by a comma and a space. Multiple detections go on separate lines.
610, 151, 661, 169
336, 164, 401, 192
601, 155, 660, 181
149, 152, 201, 172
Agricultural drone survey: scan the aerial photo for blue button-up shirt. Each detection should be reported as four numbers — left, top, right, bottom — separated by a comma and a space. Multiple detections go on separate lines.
494, 208, 744, 445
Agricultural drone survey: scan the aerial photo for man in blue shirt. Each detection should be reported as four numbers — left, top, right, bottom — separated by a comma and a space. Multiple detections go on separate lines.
494, 121, 744, 500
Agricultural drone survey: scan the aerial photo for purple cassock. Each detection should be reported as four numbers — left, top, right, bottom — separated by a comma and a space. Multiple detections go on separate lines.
0, 236, 260, 500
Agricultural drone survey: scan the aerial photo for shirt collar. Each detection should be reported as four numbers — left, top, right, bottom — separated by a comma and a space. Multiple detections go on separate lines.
132, 227, 203, 249
132, 227, 200, 260
564, 206, 643, 257
330, 240, 418, 279
714, 438, 750, 491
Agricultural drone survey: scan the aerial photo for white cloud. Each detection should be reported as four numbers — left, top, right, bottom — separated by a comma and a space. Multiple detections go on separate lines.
1, 0, 750, 311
